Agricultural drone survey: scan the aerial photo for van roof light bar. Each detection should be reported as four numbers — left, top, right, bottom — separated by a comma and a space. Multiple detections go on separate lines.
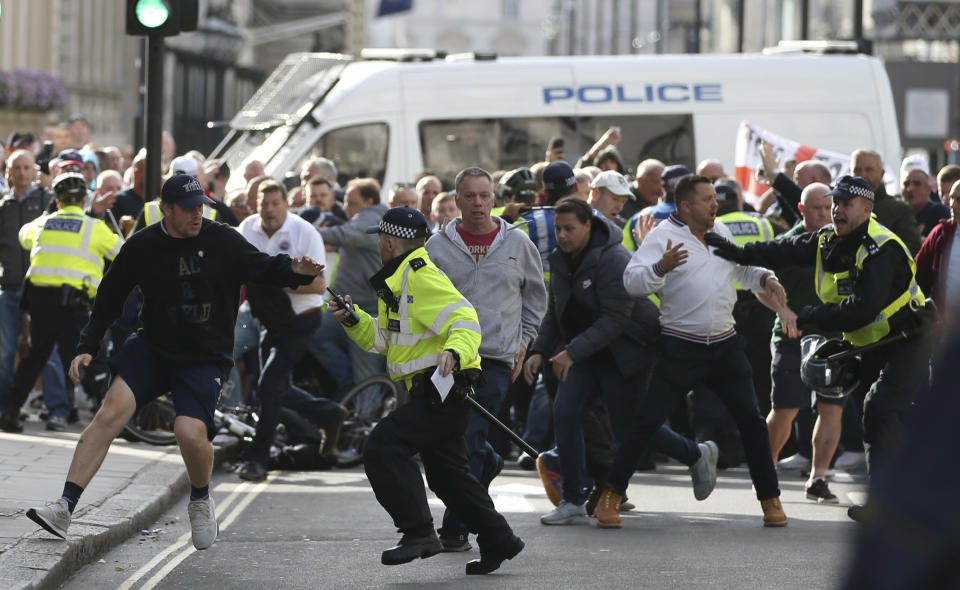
762, 40, 860, 55
360, 48, 438, 62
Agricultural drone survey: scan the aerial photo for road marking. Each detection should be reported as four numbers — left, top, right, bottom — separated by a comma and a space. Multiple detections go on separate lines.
117, 474, 277, 590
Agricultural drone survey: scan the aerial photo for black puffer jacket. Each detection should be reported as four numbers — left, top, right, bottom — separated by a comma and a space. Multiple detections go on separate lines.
531, 215, 659, 377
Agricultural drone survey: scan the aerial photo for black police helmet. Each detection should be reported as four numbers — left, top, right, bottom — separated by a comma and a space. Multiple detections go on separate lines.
52, 172, 88, 204
499, 167, 538, 205
800, 336, 860, 399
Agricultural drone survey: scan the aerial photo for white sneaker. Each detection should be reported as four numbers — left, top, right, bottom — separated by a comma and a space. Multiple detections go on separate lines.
188, 497, 218, 550
26, 498, 71, 539
833, 451, 866, 470
777, 453, 811, 472
540, 500, 587, 525
690, 441, 719, 501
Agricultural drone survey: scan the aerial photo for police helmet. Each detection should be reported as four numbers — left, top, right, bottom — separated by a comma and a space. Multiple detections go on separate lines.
499, 167, 538, 205
52, 172, 88, 204
800, 335, 860, 399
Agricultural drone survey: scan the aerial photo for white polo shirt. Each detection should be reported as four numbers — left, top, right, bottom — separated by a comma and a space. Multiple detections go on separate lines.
623, 213, 774, 344
239, 212, 326, 315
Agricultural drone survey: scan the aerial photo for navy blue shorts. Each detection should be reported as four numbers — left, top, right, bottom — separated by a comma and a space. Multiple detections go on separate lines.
770, 341, 844, 409
109, 334, 226, 440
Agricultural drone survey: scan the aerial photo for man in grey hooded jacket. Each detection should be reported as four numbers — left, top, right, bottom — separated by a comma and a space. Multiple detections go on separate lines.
425, 167, 547, 551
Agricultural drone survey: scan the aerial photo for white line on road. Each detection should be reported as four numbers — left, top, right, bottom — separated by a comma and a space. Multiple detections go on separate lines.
117, 473, 277, 590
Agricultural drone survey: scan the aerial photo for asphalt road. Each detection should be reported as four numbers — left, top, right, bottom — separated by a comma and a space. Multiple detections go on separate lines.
63, 461, 864, 590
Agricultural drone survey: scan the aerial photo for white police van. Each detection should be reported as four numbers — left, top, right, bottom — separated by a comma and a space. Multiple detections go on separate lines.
214, 47, 900, 198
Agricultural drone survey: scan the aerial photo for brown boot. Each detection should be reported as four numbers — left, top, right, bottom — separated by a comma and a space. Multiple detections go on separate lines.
761, 497, 788, 527
595, 487, 623, 529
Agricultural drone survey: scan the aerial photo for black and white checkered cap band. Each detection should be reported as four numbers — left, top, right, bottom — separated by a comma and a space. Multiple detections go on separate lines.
379, 219, 422, 239
844, 184, 874, 201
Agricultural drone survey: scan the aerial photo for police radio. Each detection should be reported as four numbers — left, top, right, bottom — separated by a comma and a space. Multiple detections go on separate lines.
327, 287, 359, 326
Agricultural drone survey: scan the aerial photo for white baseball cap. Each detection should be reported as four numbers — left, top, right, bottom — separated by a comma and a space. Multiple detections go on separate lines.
169, 155, 200, 177
590, 170, 633, 198
900, 154, 930, 179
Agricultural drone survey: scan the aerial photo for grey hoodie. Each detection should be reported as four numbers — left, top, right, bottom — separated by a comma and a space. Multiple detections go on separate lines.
426, 218, 547, 364
319, 202, 388, 314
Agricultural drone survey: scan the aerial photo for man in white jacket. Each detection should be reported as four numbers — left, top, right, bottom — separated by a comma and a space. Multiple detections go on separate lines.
426, 167, 547, 551
594, 174, 789, 529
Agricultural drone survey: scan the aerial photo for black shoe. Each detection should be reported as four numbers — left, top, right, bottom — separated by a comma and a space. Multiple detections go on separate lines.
847, 504, 875, 524
67, 407, 79, 424
439, 531, 472, 552
321, 406, 349, 457
1, 413, 23, 433
237, 460, 267, 482
381, 533, 443, 565
466, 534, 524, 575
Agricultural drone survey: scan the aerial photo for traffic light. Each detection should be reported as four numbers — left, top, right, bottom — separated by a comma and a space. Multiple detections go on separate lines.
126, 0, 198, 37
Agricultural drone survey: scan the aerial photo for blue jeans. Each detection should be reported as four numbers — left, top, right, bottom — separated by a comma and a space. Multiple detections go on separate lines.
307, 311, 353, 394
554, 356, 701, 505
608, 335, 780, 500
222, 302, 262, 407
0, 289, 69, 418
521, 377, 552, 452
439, 359, 512, 537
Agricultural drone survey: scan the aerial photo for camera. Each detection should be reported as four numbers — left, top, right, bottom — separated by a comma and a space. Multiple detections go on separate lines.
36, 141, 55, 175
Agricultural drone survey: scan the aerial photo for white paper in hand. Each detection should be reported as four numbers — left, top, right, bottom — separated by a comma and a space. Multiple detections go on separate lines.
431, 367, 455, 403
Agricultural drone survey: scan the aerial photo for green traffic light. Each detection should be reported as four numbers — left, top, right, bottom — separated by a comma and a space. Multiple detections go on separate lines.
135, 0, 169, 28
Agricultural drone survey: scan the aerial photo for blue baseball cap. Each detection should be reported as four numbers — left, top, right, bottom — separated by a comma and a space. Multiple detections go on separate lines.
161, 174, 215, 209
542, 161, 576, 197
366, 206, 430, 239
828, 175, 874, 202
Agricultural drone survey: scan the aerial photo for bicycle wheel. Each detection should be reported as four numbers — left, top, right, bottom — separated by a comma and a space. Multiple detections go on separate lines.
334, 375, 398, 468
122, 397, 178, 446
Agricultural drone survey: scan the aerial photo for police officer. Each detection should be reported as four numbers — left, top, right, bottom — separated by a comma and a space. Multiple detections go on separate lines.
708, 176, 933, 518
328, 206, 524, 576
0, 173, 120, 432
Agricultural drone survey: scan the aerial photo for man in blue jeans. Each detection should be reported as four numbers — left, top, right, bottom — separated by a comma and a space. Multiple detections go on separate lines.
425, 167, 547, 551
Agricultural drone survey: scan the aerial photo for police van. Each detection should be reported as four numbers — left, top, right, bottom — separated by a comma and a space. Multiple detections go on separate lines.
214, 47, 900, 198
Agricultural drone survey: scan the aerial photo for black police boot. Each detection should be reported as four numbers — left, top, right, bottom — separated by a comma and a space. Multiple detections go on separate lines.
1, 412, 23, 433
381, 532, 443, 565
466, 534, 524, 575
236, 460, 267, 482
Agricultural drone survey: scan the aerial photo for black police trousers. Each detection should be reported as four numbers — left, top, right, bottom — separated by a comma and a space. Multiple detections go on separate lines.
858, 331, 932, 476
363, 390, 513, 552
3, 286, 90, 417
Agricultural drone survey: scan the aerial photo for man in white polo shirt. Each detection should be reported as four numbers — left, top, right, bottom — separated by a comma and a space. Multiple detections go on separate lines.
594, 174, 789, 529
237, 179, 336, 481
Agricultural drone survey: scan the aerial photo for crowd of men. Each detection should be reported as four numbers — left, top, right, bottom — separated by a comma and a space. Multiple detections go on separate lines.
3, 118, 958, 575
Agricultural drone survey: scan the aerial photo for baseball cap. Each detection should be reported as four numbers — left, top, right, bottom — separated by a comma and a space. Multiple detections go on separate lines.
591, 170, 633, 198
900, 154, 930, 178
170, 155, 200, 177
827, 175, 874, 202
662, 164, 692, 192
714, 182, 738, 202
56, 149, 84, 168
7, 131, 34, 149
161, 174, 215, 208
542, 161, 576, 197
365, 205, 430, 239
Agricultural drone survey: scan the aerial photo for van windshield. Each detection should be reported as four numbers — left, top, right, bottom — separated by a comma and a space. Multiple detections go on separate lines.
419, 115, 694, 187
298, 122, 390, 187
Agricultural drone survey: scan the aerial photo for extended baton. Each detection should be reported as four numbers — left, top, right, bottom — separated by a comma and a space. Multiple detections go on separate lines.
463, 395, 539, 458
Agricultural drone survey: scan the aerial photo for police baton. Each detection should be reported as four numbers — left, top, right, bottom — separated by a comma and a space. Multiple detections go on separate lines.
463, 395, 539, 459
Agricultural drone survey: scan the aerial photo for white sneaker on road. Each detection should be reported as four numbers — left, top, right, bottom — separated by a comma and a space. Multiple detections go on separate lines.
26, 498, 71, 539
691, 441, 719, 501
777, 453, 811, 472
188, 496, 218, 550
833, 451, 866, 470
540, 500, 587, 525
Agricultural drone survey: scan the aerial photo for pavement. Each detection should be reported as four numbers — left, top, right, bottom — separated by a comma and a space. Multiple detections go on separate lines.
0, 411, 231, 590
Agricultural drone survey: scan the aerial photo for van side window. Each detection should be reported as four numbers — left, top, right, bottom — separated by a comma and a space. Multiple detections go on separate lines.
419, 115, 694, 187
309, 123, 389, 187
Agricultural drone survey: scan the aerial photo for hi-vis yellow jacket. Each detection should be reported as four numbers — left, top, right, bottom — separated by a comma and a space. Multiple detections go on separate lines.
344, 247, 482, 387
19, 205, 120, 298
